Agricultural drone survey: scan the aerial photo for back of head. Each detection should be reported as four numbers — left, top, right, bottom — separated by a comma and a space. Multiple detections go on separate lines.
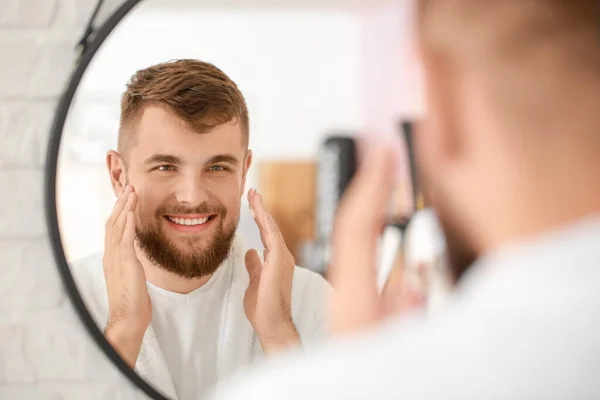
414, 0, 600, 280
417, 0, 600, 120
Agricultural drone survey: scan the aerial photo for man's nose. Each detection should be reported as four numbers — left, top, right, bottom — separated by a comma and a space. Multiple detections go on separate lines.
174, 174, 210, 206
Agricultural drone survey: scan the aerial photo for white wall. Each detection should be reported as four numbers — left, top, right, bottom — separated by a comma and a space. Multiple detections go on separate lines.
0, 0, 417, 398
361, 0, 422, 133
0, 0, 147, 398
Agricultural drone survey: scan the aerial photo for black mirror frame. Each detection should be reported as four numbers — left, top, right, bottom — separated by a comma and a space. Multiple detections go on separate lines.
43, 1, 172, 399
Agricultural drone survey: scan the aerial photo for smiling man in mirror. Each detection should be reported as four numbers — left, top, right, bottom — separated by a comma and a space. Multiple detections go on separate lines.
70, 59, 330, 400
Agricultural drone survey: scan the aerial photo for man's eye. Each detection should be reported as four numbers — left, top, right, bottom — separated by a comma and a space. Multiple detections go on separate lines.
209, 165, 227, 172
157, 165, 176, 172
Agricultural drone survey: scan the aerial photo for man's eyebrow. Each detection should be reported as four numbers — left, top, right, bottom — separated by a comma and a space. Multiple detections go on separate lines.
206, 154, 239, 165
144, 154, 183, 165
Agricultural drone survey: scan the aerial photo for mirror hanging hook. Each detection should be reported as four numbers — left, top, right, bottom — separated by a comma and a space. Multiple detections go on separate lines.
74, 0, 107, 64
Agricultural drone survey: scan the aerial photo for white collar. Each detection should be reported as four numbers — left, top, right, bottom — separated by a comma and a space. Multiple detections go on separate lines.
456, 213, 600, 301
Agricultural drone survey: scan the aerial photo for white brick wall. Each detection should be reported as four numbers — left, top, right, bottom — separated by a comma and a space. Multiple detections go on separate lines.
0, 0, 146, 398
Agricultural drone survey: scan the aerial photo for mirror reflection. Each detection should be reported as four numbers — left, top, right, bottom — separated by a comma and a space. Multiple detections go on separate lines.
56, 0, 411, 398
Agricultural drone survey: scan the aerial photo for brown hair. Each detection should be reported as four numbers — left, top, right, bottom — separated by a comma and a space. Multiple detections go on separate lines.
118, 59, 249, 155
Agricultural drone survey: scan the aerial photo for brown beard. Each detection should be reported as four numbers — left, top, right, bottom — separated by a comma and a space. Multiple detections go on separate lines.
135, 202, 239, 279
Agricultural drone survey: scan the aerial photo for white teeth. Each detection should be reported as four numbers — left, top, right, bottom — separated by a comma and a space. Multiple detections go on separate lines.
167, 216, 210, 226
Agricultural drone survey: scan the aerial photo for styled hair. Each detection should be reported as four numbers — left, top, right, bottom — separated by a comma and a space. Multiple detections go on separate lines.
118, 59, 249, 154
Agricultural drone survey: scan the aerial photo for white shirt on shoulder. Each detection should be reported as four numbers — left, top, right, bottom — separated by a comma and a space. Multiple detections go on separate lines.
210, 215, 600, 400
70, 234, 331, 400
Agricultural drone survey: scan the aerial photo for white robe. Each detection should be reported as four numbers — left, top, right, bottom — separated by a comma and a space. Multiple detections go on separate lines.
69, 235, 331, 399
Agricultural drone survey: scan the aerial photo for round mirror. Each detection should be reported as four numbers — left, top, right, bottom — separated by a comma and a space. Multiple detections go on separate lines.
45, 0, 414, 399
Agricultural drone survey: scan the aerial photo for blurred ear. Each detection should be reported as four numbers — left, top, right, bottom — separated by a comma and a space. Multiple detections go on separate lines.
106, 150, 127, 196
417, 52, 463, 174
240, 149, 253, 196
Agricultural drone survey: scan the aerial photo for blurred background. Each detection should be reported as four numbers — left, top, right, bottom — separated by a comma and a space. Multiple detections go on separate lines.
56, 0, 423, 274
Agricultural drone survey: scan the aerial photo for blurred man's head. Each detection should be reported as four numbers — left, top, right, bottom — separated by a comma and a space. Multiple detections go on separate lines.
414, 0, 600, 281
107, 59, 252, 279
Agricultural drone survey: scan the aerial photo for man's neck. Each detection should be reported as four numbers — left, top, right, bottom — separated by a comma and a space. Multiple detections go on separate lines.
485, 162, 600, 254
134, 245, 213, 294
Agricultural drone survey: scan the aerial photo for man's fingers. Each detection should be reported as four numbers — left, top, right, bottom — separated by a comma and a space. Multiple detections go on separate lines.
245, 249, 263, 285
330, 144, 398, 281
248, 189, 286, 255
247, 189, 295, 291
381, 258, 426, 317
328, 143, 399, 334
339, 145, 398, 234
105, 186, 130, 249
106, 185, 131, 232
120, 210, 138, 264
382, 284, 426, 317
112, 190, 138, 245
247, 189, 267, 246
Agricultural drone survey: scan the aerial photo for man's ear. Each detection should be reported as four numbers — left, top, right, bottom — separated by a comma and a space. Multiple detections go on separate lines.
417, 52, 463, 171
106, 150, 127, 197
240, 149, 253, 196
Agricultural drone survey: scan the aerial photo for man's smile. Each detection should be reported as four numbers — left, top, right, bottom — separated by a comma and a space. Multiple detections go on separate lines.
163, 214, 218, 233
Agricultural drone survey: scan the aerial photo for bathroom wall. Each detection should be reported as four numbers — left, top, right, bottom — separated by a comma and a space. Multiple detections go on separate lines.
0, 0, 147, 398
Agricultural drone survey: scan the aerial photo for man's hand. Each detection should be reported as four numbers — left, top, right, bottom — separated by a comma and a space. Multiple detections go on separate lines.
243, 189, 300, 354
103, 185, 151, 368
328, 143, 423, 336
380, 258, 426, 319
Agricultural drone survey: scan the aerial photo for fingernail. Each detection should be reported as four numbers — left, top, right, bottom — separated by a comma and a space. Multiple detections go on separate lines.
251, 209, 256, 219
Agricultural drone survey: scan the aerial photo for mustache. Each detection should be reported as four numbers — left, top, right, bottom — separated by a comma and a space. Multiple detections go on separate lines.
156, 202, 226, 216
